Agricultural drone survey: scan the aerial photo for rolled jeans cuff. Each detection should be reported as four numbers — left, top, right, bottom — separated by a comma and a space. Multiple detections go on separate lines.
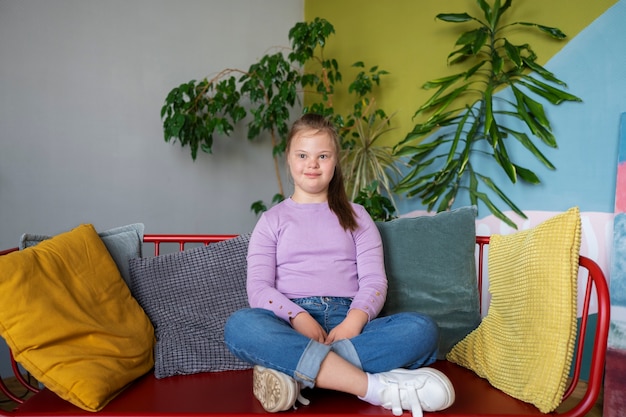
331, 339, 362, 369
294, 340, 332, 389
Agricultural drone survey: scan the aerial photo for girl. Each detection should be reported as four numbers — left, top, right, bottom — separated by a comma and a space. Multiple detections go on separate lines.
224, 114, 454, 417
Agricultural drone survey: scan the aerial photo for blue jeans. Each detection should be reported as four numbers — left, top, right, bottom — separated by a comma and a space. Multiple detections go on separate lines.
224, 296, 439, 389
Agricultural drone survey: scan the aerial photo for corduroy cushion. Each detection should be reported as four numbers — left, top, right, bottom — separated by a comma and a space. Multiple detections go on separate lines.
129, 234, 253, 379
19, 223, 144, 286
0, 224, 155, 412
446, 207, 581, 413
376, 206, 480, 359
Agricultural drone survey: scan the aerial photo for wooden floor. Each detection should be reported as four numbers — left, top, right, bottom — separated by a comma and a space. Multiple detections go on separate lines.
556, 380, 603, 417
0, 376, 603, 415
0, 376, 36, 412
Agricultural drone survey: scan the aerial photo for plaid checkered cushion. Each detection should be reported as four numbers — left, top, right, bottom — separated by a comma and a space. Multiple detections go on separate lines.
129, 234, 252, 378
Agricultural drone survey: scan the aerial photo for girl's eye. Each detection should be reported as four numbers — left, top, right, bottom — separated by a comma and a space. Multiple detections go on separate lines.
298, 154, 306, 159
320, 154, 329, 160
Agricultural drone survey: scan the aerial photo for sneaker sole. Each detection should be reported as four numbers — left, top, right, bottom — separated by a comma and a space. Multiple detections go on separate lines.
253, 365, 298, 412
389, 367, 455, 411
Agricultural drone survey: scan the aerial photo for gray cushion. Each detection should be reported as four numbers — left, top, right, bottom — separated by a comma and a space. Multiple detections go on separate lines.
376, 206, 480, 359
129, 234, 252, 378
19, 223, 144, 286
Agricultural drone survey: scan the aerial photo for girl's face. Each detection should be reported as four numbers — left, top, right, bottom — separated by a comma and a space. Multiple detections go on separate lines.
287, 129, 337, 203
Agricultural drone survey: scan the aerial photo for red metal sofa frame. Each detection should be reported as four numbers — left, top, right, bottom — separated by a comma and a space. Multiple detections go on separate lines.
0, 234, 610, 417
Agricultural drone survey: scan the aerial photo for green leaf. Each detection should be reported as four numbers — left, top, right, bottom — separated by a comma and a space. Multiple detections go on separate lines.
500, 126, 555, 169
470, 190, 518, 229
512, 85, 550, 128
448, 44, 474, 64
513, 164, 541, 184
510, 86, 558, 147
436, 13, 474, 23
455, 28, 488, 55
517, 22, 567, 39
468, 171, 479, 207
492, 51, 503, 74
399, 116, 449, 147
436, 187, 457, 212
503, 40, 522, 68
491, 0, 511, 29
200, 139, 213, 154
456, 28, 480, 46
484, 85, 493, 136
394, 140, 439, 158
476, 173, 526, 218
420, 84, 471, 117
523, 93, 549, 129
472, 28, 489, 54
518, 76, 582, 105
493, 140, 517, 183
272, 193, 285, 204
447, 110, 471, 166
422, 73, 464, 89
476, 0, 492, 23
500, 0, 513, 15
489, 0, 502, 28
521, 58, 564, 86
394, 157, 437, 193
464, 61, 486, 79
250, 200, 267, 215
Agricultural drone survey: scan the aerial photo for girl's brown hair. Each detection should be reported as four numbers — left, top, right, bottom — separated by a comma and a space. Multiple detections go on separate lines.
286, 113, 358, 231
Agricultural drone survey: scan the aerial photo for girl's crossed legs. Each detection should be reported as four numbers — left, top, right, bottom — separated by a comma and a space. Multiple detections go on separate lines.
224, 297, 453, 416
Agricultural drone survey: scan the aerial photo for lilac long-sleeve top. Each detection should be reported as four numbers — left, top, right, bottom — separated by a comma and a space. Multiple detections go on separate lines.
246, 198, 388, 323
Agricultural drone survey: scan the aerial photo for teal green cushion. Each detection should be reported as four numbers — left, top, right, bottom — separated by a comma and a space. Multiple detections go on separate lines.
376, 206, 480, 359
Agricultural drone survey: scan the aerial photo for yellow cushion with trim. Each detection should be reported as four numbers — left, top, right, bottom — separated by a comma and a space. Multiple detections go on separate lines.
0, 224, 154, 412
446, 207, 581, 413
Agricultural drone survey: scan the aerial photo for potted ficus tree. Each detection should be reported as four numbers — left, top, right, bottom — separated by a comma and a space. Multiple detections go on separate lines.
161, 18, 399, 221
394, 0, 581, 228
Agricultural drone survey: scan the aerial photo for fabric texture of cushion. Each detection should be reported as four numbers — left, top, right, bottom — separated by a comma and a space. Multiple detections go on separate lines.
19, 222, 144, 285
376, 206, 480, 359
446, 207, 581, 413
129, 234, 253, 379
0, 224, 155, 412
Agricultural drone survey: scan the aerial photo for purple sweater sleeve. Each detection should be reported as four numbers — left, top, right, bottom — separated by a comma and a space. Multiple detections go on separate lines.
349, 206, 388, 319
246, 213, 306, 322
246, 199, 387, 322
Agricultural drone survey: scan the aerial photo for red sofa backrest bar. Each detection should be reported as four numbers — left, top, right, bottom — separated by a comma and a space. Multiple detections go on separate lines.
142, 234, 238, 255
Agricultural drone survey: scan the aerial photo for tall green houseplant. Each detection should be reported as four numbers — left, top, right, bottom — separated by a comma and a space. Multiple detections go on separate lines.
161, 18, 399, 221
394, 0, 581, 228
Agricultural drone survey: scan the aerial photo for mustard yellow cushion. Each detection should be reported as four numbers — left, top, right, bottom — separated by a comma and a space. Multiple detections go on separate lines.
0, 224, 154, 411
446, 207, 581, 413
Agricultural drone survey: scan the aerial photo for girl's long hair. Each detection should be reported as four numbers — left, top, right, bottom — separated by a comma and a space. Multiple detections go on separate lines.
286, 113, 358, 231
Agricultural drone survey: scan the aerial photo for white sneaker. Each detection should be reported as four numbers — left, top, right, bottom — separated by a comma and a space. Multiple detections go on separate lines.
375, 367, 455, 417
252, 365, 310, 412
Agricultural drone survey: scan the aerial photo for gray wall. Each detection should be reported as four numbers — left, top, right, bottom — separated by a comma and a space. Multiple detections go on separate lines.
0, 0, 303, 250
0, 0, 302, 375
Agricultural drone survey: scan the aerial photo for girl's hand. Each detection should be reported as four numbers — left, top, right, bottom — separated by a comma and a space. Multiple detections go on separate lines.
325, 309, 368, 344
290, 312, 328, 343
